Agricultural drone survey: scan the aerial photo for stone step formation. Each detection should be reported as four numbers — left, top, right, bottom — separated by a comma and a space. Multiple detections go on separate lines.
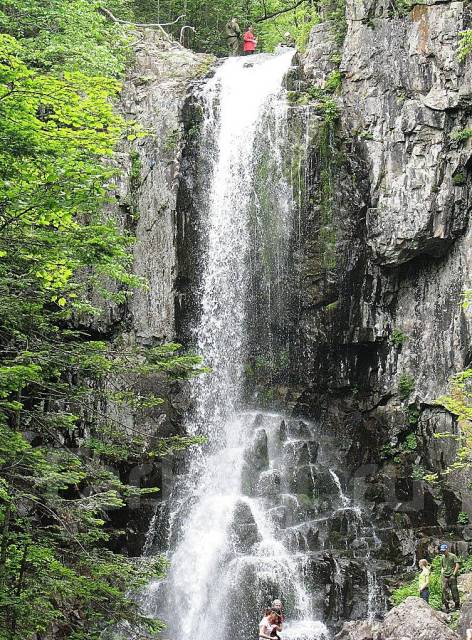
142, 412, 387, 636
232, 412, 387, 628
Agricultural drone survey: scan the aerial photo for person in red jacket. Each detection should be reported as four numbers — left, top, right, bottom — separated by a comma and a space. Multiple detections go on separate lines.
243, 26, 257, 55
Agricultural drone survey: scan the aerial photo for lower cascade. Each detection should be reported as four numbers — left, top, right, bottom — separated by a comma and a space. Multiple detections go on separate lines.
136, 52, 385, 639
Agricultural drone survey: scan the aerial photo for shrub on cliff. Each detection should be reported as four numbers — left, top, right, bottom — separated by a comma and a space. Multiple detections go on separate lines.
392, 555, 472, 611
391, 556, 443, 609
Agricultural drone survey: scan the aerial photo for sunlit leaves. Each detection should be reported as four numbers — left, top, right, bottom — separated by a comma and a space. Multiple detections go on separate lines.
0, 3, 207, 638
431, 369, 472, 479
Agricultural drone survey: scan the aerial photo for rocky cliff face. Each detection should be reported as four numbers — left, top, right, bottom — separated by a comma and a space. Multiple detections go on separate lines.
95, 34, 214, 554
294, 0, 472, 588
109, 33, 213, 343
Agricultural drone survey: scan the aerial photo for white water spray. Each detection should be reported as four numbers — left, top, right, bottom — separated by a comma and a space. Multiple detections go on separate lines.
152, 52, 328, 640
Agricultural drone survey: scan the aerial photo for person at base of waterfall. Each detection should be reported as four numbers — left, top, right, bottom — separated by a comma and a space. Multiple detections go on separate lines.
226, 17, 241, 56
243, 26, 257, 55
440, 543, 461, 612
418, 558, 431, 603
269, 600, 284, 639
259, 611, 280, 640
271, 599, 285, 622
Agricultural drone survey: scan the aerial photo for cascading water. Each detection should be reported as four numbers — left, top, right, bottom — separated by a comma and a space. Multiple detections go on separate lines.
130, 51, 386, 640
156, 51, 328, 640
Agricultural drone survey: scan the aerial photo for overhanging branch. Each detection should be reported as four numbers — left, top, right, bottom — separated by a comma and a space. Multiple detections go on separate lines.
98, 6, 186, 28
255, 0, 308, 22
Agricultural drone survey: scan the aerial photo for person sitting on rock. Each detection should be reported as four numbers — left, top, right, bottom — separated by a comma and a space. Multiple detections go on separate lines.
440, 543, 461, 612
418, 558, 431, 603
259, 611, 280, 639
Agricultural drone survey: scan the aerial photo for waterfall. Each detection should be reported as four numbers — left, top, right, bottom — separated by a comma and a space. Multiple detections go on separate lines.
157, 51, 329, 640
127, 51, 386, 640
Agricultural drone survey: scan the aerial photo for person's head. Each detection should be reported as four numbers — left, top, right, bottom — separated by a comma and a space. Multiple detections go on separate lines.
247, 25, 254, 33
440, 543, 449, 555
284, 31, 291, 38
272, 599, 283, 610
268, 612, 279, 624
264, 608, 272, 617
419, 559, 429, 569
231, 17, 238, 24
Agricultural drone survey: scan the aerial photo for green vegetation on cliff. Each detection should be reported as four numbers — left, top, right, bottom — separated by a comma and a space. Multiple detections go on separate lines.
129, 0, 343, 53
0, 1, 206, 638
392, 555, 472, 610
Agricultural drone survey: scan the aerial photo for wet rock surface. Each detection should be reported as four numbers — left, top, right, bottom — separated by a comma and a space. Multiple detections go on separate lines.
291, 0, 472, 598
95, 34, 213, 557
342, 1, 472, 267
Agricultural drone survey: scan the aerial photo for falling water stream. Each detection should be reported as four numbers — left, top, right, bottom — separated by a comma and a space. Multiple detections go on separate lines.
127, 51, 385, 640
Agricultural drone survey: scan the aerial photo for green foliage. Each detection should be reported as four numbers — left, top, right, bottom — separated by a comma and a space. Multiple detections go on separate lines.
450, 128, 472, 143
404, 433, 417, 451
434, 369, 472, 477
358, 129, 374, 140
411, 463, 425, 480
129, 0, 335, 54
398, 374, 415, 399
0, 2, 208, 638
380, 430, 418, 463
324, 69, 342, 93
391, 556, 443, 610
458, 511, 470, 525
453, 172, 466, 186
0, 0, 133, 76
458, 29, 472, 61
130, 150, 142, 185
391, 329, 408, 346
406, 405, 420, 426
320, 96, 340, 125
463, 290, 472, 309
324, 300, 339, 313
164, 128, 180, 152
389, 0, 414, 17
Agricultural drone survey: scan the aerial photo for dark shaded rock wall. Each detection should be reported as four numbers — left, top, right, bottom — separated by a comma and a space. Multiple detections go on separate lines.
294, 0, 472, 579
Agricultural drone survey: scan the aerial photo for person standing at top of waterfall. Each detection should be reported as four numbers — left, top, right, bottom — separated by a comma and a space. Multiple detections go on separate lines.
418, 559, 431, 603
243, 25, 257, 55
440, 543, 461, 612
259, 612, 280, 640
226, 17, 241, 56
282, 31, 295, 47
